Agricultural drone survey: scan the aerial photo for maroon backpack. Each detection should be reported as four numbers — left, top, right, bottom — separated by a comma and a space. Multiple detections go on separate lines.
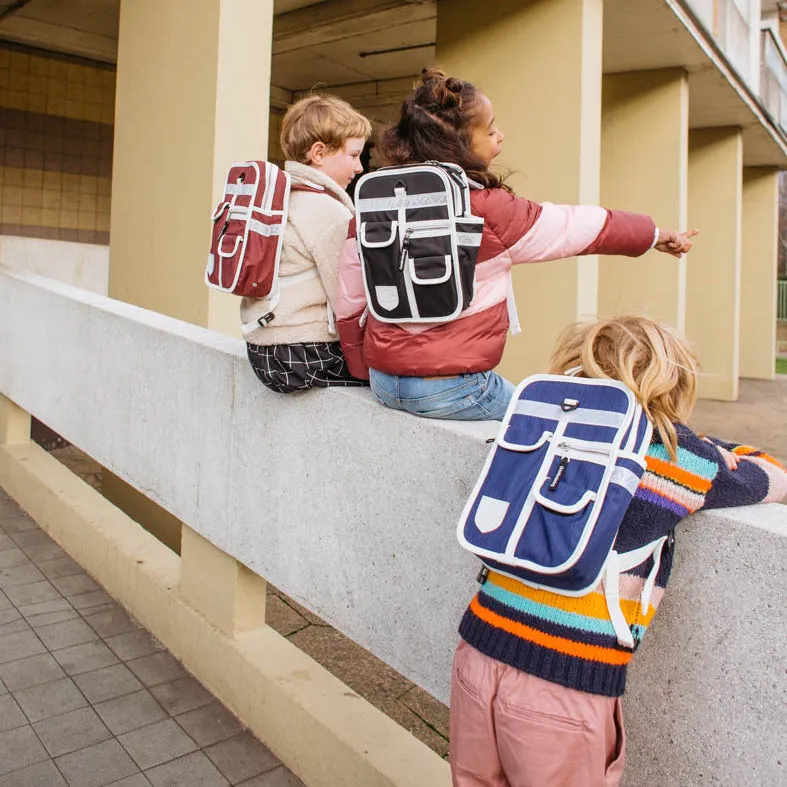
206, 161, 292, 300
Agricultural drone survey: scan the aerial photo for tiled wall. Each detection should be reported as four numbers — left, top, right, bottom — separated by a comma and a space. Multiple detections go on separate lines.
0, 41, 115, 245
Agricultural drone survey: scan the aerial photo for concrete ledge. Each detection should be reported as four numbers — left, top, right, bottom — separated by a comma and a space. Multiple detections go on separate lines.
0, 441, 449, 787
0, 236, 109, 294
2, 268, 786, 785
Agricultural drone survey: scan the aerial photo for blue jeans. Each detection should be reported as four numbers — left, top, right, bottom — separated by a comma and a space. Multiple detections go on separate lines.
369, 369, 516, 421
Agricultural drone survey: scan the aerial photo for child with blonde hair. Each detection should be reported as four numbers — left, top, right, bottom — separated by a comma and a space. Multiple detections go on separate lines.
242, 94, 371, 392
450, 315, 787, 787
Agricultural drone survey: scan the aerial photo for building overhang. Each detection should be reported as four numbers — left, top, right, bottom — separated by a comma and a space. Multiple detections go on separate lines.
605, 0, 787, 167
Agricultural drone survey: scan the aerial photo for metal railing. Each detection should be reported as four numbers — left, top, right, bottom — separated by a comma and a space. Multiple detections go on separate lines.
778, 279, 787, 321
761, 27, 787, 132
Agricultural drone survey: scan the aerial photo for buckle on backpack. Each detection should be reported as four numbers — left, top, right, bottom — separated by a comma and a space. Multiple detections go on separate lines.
561, 398, 580, 412
476, 565, 489, 585
257, 312, 275, 327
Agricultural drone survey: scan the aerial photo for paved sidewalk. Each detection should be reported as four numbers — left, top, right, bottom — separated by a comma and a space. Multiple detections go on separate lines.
692, 376, 787, 464
0, 490, 304, 787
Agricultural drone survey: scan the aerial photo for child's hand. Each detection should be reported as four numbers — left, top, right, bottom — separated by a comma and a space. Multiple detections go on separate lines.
654, 229, 699, 258
702, 437, 740, 470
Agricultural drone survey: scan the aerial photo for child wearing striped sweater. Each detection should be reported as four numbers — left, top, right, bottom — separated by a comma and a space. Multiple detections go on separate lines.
449, 315, 787, 787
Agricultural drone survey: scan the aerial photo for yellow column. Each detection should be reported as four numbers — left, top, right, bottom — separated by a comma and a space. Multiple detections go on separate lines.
599, 69, 689, 330
180, 526, 267, 636
110, 0, 274, 335
0, 395, 30, 445
739, 168, 779, 380
686, 128, 743, 401
437, 0, 604, 378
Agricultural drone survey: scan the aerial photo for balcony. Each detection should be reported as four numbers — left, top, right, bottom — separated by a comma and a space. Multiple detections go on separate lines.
761, 25, 787, 131
686, 0, 756, 83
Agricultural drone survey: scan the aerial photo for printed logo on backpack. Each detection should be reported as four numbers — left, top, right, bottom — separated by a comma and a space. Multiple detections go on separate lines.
457, 374, 668, 648
354, 162, 484, 323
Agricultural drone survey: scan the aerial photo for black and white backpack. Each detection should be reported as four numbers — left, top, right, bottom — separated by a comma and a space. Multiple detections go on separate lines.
353, 162, 485, 323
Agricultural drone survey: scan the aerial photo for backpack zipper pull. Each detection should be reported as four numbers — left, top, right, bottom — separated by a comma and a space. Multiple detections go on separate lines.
399, 227, 412, 270
548, 456, 570, 491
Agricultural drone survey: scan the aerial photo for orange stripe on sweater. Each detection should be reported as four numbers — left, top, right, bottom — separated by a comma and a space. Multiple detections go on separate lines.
645, 456, 712, 493
732, 446, 785, 469
487, 572, 657, 624
469, 596, 633, 666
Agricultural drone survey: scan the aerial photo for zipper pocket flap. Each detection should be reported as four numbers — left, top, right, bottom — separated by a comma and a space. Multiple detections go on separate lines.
533, 485, 596, 515
497, 430, 552, 453
360, 221, 398, 248
409, 255, 452, 285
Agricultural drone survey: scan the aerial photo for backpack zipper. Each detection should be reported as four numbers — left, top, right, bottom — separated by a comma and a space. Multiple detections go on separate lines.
399, 227, 413, 270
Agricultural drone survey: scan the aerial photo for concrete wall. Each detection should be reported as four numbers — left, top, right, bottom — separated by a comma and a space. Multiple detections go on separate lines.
0, 268, 785, 785
0, 235, 108, 293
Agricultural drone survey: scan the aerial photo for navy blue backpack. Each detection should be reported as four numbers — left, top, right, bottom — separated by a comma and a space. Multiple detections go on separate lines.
457, 373, 668, 648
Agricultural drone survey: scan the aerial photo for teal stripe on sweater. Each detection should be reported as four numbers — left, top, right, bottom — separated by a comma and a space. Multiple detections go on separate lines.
481, 582, 619, 638
648, 443, 718, 481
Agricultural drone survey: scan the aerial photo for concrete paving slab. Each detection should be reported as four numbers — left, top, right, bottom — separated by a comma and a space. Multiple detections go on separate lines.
33, 706, 112, 757
104, 630, 164, 662
73, 664, 144, 704
204, 733, 281, 784
149, 676, 214, 717
145, 751, 229, 787
117, 718, 198, 770
0, 760, 68, 787
175, 702, 244, 748
13, 677, 88, 722
55, 738, 139, 787
83, 606, 139, 639
94, 690, 168, 736
52, 640, 120, 676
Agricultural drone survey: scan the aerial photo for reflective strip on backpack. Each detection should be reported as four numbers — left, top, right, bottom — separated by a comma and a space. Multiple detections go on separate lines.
356, 192, 449, 212
249, 219, 284, 237
513, 399, 627, 428
225, 183, 256, 196
456, 232, 483, 247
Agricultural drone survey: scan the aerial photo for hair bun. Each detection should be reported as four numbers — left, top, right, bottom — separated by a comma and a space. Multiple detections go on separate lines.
421, 66, 446, 84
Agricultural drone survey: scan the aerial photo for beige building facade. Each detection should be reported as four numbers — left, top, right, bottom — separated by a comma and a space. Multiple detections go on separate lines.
3, 0, 786, 400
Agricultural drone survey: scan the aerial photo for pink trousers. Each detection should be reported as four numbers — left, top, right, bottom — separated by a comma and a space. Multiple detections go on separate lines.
450, 642, 626, 787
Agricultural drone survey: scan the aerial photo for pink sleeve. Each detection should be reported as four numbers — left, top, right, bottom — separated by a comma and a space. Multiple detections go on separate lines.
481, 189, 657, 264
335, 220, 366, 321
335, 219, 370, 380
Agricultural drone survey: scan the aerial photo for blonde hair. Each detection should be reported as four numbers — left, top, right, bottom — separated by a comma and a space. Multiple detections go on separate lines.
280, 94, 372, 164
548, 315, 699, 460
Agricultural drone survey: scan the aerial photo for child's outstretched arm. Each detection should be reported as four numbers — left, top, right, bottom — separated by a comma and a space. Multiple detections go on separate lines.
477, 189, 696, 264
697, 434, 787, 508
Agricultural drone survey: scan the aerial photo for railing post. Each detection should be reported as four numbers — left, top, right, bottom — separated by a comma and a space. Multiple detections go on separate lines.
0, 395, 31, 445
179, 525, 267, 636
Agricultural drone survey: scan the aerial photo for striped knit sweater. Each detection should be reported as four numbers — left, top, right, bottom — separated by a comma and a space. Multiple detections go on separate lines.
458, 425, 787, 697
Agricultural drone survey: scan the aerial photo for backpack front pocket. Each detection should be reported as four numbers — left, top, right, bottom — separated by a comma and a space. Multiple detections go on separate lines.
360, 221, 398, 248
409, 255, 452, 285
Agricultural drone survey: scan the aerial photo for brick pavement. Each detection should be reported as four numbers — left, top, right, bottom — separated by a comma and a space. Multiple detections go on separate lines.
0, 490, 304, 787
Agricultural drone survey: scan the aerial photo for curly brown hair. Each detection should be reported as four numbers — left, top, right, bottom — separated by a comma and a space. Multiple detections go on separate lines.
376, 67, 508, 190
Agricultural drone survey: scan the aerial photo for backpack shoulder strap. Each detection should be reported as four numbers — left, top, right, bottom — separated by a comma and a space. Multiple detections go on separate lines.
290, 180, 346, 206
